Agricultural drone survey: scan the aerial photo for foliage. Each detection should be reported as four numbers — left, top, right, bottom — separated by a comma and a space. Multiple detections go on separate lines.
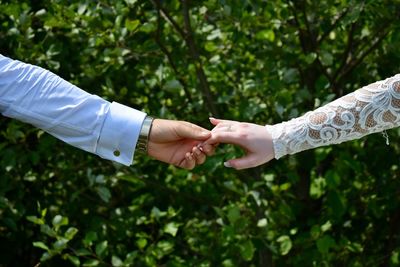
1, 0, 400, 266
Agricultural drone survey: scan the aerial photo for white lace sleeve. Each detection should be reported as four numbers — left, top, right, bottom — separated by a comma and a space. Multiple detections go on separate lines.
266, 74, 400, 159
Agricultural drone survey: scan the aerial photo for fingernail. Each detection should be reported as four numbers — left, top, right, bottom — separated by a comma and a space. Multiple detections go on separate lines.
224, 161, 232, 168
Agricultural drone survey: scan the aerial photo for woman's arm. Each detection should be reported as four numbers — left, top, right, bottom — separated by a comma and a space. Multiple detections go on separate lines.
204, 74, 400, 169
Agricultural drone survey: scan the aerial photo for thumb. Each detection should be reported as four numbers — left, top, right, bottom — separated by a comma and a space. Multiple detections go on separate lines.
177, 121, 211, 140
224, 154, 260, 170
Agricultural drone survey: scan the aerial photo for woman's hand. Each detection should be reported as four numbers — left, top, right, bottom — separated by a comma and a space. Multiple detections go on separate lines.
202, 118, 275, 170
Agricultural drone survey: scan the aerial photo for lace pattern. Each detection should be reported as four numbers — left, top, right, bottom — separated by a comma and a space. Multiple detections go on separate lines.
267, 74, 400, 159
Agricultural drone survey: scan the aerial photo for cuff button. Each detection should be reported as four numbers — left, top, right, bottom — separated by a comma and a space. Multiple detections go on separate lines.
113, 150, 121, 157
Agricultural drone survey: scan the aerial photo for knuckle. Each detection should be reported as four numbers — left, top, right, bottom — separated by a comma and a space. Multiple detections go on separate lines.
238, 132, 248, 139
187, 164, 194, 170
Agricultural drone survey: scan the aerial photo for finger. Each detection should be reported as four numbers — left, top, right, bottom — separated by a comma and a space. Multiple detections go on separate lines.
199, 143, 216, 156
180, 152, 195, 170
177, 121, 211, 141
211, 124, 236, 133
210, 117, 236, 126
192, 146, 206, 165
209, 117, 222, 126
203, 131, 243, 146
224, 154, 260, 170
211, 123, 233, 132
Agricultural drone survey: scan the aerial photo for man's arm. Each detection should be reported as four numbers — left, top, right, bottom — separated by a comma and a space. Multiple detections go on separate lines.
0, 54, 213, 168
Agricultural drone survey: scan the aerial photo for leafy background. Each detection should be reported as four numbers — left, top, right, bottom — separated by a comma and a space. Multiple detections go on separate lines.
1, 0, 400, 266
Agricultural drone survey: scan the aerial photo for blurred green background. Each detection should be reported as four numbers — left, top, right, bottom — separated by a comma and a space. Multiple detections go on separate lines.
1, 0, 400, 266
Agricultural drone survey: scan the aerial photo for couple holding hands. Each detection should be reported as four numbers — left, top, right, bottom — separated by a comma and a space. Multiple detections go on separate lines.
1, 54, 400, 170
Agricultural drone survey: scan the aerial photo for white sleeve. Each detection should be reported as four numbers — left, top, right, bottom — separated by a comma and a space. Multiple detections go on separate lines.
0, 54, 146, 166
266, 74, 400, 159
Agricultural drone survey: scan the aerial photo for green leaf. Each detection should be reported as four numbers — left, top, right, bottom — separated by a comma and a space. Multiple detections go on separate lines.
316, 235, 336, 254
76, 248, 92, 256
125, 19, 140, 32
52, 215, 68, 228
40, 224, 57, 238
41, 208, 47, 218
83, 259, 100, 267
151, 207, 167, 220
125, 0, 138, 5
40, 252, 52, 262
255, 29, 275, 41
64, 227, 78, 240
310, 177, 326, 199
163, 80, 183, 93
321, 221, 332, 232
83, 231, 98, 247
205, 42, 217, 52
96, 186, 111, 203
310, 225, 321, 239
156, 240, 174, 255
391, 251, 399, 265
33, 241, 49, 251
164, 222, 180, 237
326, 170, 341, 189
67, 255, 80, 267
26, 215, 44, 225
304, 52, 317, 64
346, 242, 363, 253
53, 238, 68, 251
112, 255, 123, 267
139, 22, 155, 33
277, 235, 292, 255
257, 218, 268, 227
282, 68, 299, 83
124, 251, 138, 264
342, 3, 364, 26
327, 191, 347, 218
239, 240, 255, 261
320, 51, 333, 66
95, 240, 108, 257
227, 206, 240, 225
136, 238, 147, 249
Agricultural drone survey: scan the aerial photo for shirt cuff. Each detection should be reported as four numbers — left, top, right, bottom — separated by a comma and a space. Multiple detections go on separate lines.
96, 102, 147, 166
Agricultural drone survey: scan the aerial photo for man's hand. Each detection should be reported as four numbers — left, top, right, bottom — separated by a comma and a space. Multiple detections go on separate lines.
201, 118, 275, 170
147, 119, 215, 169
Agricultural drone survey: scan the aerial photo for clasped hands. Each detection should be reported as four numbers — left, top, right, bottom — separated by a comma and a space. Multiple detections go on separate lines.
147, 117, 275, 170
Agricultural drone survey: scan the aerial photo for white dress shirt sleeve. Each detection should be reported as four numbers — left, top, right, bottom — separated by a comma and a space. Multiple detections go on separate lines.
0, 54, 146, 166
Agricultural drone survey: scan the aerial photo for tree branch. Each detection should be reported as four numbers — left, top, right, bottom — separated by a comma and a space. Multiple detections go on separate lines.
300, 1, 317, 50
152, 0, 220, 117
151, 0, 186, 38
154, 8, 193, 103
180, 0, 220, 117
287, 0, 308, 53
337, 24, 392, 84
317, 7, 349, 46
332, 22, 356, 83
